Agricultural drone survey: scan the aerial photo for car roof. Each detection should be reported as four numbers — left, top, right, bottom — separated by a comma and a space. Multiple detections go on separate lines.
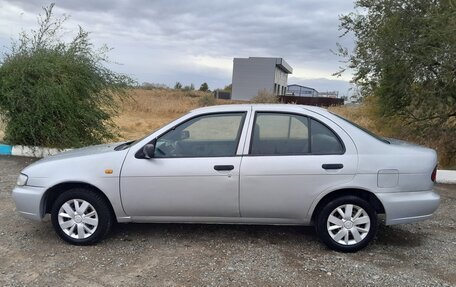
191, 104, 329, 114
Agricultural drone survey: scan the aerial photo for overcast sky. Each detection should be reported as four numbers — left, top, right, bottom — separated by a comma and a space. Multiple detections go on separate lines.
0, 0, 356, 96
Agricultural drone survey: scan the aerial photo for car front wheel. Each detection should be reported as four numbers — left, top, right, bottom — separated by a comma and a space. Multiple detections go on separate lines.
316, 195, 378, 252
51, 188, 112, 245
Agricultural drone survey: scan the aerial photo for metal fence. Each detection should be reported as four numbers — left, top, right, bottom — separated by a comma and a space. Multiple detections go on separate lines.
214, 90, 231, 100
279, 95, 344, 107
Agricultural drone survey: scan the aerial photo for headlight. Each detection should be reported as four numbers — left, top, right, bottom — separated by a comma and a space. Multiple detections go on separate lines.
16, 174, 28, 186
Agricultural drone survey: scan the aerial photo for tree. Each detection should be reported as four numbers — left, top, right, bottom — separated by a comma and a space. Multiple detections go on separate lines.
174, 82, 182, 89
199, 82, 209, 92
0, 4, 133, 148
182, 83, 194, 91
223, 83, 232, 92
336, 0, 456, 166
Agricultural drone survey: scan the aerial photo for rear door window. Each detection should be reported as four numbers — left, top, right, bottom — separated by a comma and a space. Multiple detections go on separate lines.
250, 112, 344, 155
250, 113, 310, 155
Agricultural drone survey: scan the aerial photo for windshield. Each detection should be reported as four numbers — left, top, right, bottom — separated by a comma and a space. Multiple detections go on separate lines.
331, 113, 390, 144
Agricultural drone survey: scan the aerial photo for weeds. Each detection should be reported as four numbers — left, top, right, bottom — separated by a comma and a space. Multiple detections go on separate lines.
251, 90, 279, 103
198, 93, 216, 106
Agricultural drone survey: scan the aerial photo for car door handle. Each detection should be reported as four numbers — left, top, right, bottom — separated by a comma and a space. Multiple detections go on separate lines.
322, 163, 344, 170
214, 165, 234, 171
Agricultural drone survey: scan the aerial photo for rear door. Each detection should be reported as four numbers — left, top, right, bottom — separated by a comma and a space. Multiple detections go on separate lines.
239, 108, 357, 222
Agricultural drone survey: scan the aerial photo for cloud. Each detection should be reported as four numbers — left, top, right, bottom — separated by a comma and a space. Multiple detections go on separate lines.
0, 0, 356, 92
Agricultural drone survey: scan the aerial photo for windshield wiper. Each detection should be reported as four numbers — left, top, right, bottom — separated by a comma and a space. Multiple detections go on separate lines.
114, 140, 135, 151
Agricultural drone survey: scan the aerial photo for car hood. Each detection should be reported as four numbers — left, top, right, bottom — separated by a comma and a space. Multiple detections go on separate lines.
30, 142, 128, 165
20, 141, 131, 182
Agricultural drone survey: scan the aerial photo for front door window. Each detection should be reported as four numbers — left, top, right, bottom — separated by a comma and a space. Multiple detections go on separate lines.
155, 113, 246, 158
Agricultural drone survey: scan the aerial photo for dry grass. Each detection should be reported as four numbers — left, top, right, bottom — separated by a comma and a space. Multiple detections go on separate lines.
329, 102, 381, 134
115, 89, 374, 142
113, 89, 241, 141
113, 89, 198, 140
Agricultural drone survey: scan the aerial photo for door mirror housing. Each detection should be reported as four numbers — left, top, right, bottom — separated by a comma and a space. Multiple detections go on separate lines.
135, 141, 156, 159
142, 143, 155, 159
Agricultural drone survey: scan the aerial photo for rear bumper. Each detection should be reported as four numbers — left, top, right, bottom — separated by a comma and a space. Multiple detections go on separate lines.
376, 189, 440, 225
12, 185, 46, 221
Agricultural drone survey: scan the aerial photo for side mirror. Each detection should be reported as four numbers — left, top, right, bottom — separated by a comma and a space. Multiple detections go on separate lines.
142, 143, 155, 159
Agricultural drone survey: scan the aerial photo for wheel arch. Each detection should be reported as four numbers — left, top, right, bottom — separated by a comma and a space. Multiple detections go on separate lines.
310, 188, 385, 223
42, 181, 116, 221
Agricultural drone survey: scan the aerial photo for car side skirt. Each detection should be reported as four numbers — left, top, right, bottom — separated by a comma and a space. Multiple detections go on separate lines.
118, 216, 311, 225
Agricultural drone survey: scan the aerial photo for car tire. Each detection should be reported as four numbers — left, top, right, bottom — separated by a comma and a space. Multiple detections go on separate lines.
315, 195, 378, 252
51, 188, 113, 245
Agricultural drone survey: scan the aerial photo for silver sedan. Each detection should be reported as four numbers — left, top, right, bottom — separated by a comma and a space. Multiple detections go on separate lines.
12, 104, 440, 252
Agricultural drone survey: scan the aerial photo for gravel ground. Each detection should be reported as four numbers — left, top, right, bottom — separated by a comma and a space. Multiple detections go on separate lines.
0, 155, 455, 287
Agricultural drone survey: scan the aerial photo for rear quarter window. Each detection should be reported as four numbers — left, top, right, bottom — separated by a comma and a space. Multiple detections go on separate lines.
310, 119, 344, 154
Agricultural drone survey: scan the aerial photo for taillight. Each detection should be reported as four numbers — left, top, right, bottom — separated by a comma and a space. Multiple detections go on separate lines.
431, 166, 437, 182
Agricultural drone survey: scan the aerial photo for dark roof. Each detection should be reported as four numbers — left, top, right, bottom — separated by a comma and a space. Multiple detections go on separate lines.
287, 84, 318, 92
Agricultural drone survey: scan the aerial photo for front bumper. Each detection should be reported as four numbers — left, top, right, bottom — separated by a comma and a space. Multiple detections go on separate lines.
12, 185, 47, 221
376, 189, 440, 225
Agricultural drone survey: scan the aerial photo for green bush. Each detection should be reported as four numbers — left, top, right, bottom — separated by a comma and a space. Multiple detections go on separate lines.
0, 4, 133, 148
252, 90, 279, 103
198, 93, 216, 106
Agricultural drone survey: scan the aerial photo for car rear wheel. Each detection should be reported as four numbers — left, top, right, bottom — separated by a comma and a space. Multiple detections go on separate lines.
316, 195, 378, 252
51, 188, 112, 245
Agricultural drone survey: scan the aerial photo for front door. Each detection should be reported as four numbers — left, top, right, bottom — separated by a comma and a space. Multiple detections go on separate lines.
120, 112, 248, 218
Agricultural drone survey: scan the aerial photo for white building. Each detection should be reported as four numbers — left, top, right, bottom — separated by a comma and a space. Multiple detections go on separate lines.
231, 57, 293, 101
